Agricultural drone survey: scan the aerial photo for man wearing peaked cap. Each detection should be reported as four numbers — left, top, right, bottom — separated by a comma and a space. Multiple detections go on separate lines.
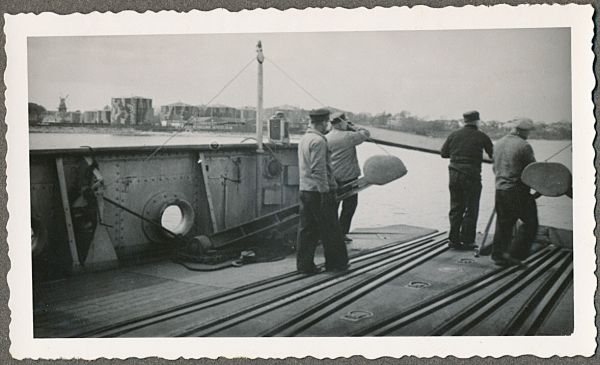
515, 118, 535, 131
441, 110, 493, 251
489, 117, 538, 267
296, 108, 349, 273
326, 111, 371, 243
463, 110, 479, 124
330, 112, 345, 123
308, 108, 331, 121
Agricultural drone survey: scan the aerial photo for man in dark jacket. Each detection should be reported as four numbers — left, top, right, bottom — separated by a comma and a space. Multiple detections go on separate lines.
491, 118, 537, 266
296, 108, 349, 274
441, 110, 493, 250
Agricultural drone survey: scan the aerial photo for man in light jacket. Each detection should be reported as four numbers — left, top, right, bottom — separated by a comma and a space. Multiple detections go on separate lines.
326, 112, 371, 243
296, 108, 349, 273
490, 118, 538, 266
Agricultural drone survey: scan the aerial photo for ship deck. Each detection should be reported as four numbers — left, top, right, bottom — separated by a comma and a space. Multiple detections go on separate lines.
33, 224, 573, 338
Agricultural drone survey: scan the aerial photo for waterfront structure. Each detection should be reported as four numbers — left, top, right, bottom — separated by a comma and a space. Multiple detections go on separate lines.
41, 110, 81, 124
239, 106, 257, 123
83, 110, 111, 124
198, 103, 240, 119
160, 102, 198, 122
111, 96, 154, 125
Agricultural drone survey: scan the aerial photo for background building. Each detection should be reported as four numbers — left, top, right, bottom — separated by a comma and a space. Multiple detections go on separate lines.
111, 96, 154, 125
239, 106, 257, 123
198, 103, 240, 119
83, 110, 111, 124
160, 102, 198, 122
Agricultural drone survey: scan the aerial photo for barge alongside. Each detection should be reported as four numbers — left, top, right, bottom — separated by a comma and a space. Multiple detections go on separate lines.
29, 41, 573, 338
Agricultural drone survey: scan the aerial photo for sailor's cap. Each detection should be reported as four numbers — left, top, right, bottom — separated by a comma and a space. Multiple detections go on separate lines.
330, 112, 347, 124
463, 110, 480, 124
514, 118, 535, 130
309, 108, 330, 122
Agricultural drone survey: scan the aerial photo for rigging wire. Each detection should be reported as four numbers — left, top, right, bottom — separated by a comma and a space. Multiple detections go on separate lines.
543, 142, 572, 162
142, 57, 256, 163
101, 57, 256, 190
266, 57, 392, 156
240, 136, 284, 166
265, 58, 327, 107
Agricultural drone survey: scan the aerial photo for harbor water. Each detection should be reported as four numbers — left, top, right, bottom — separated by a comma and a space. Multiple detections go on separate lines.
29, 130, 573, 232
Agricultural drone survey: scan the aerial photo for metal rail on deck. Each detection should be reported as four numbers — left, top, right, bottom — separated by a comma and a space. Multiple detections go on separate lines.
502, 259, 573, 335
352, 247, 558, 336
178, 237, 449, 337
73, 231, 444, 338
29, 142, 298, 156
261, 243, 449, 337
430, 250, 570, 336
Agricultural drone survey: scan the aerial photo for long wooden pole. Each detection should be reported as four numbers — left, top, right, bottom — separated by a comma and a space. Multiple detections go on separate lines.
367, 137, 492, 164
55, 157, 82, 271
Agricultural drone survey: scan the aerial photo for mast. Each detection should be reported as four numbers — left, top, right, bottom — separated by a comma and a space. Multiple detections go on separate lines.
256, 41, 264, 152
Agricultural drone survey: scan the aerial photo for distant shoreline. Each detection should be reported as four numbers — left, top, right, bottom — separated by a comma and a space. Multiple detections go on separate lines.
28, 125, 260, 137
29, 124, 571, 141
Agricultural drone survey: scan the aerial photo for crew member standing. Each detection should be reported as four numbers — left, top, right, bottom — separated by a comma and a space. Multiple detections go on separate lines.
326, 112, 371, 243
441, 110, 493, 250
296, 108, 349, 273
491, 118, 538, 266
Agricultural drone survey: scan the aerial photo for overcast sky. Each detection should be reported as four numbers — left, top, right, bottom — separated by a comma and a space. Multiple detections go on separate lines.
28, 29, 571, 123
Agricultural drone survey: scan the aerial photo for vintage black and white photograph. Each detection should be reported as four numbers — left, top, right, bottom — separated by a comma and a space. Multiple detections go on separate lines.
5, 5, 596, 359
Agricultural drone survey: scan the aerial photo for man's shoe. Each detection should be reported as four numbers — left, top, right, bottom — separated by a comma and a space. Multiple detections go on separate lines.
449, 241, 473, 251
299, 266, 323, 275
462, 242, 478, 250
493, 258, 510, 267
478, 244, 493, 256
326, 264, 350, 273
493, 253, 524, 268
448, 241, 462, 249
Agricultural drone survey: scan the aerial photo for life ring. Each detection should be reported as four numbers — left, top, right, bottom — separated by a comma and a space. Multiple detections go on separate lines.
142, 191, 196, 243
31, 215, 48, 257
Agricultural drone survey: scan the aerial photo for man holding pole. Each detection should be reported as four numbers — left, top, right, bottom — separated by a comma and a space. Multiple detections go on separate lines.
441, 110, 493, 250
490, 118, 538, 266
296, 108, 349, 274
326, 112, 371, 243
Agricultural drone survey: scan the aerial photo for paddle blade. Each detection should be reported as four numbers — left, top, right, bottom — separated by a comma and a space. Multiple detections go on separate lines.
521, 162, 572, 197
363, 155, 407, 185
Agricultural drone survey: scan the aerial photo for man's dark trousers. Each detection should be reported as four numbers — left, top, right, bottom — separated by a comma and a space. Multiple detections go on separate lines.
491, 187, 538, 260
336, 179, 359, 236
448, 168, 482, 245
297, 191, 349, 272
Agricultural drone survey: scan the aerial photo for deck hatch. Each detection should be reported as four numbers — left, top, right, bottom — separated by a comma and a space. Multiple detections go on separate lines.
406, 281, 431, 289
341, 310, 374, 322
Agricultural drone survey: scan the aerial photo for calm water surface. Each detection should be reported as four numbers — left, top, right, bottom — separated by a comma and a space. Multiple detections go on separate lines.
30, 130, 573, 231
